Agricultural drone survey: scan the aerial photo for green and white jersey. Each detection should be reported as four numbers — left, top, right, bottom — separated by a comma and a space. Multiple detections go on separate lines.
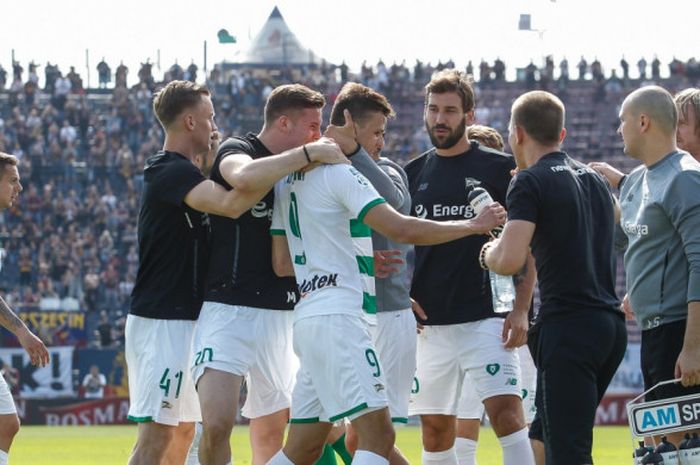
271, 164, 385, 323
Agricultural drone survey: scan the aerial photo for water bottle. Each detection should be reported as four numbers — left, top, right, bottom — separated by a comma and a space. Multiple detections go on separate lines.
680, 433, 700, 465
468, 188, 514, 313
467, 187, 503, 239
641, 449, 665, 465
655, 436, 679, 465
635, 440, 653, 465
489, 272, 515, 313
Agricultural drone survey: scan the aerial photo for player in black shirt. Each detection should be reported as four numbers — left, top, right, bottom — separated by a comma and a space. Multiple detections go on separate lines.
406, 70, 535, 465
190, 84, 347, 465
482, 91, 626, 465
126, 81, 263, 465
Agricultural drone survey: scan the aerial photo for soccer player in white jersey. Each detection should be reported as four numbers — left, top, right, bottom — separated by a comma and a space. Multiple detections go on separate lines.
265, 116, 507, 465
327, 83, 415, 465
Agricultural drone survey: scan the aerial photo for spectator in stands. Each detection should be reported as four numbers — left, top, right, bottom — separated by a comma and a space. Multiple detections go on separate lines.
577, 56, 587, 80
82, 364, 106, 399
651, 56, 661, 80
97, 58, 111, 88
115, 62, 128, 88
637, 57, 647, 80
620, 56, 630, 81
97, 310, 113, 347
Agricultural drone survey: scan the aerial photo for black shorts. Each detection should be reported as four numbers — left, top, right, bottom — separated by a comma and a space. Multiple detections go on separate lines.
528, 310, 627, 465
641, 319, 700, 401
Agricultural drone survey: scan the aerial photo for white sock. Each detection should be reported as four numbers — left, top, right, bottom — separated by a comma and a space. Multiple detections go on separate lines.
498, 428, 534, 465
0, 449, 8, 465
185, 422, 203, 465
455, 438, 478, 465
268, 450, 295, 465
352, 450, 389, 465
422, 447, 458, 465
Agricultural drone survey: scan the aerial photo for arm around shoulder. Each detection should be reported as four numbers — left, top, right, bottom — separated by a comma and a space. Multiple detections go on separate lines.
183, 179, 260, 219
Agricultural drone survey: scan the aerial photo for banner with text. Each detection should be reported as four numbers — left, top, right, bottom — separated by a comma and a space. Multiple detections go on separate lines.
1, 310, 87, 347
0, 346, 74, 398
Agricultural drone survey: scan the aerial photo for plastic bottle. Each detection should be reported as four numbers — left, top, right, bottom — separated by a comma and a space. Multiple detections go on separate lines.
680, 432, 700, 465
468, 187, 514, 313
636, 440, 652, 465
655, 436, 679, 465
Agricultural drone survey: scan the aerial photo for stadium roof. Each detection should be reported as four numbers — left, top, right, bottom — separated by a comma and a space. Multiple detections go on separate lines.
238, 6, 324, 66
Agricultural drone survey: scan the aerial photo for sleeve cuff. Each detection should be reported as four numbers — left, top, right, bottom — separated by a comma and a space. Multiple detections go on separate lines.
357, 198, 386, 223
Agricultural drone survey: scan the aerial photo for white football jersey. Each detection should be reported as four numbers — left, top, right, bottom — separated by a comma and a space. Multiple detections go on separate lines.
271, 164, 385, 322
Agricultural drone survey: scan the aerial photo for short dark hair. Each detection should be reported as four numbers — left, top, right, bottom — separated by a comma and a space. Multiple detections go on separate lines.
675, 88, 700, 136
511, 91, 565, 145
424, 69, 475, 113
0, 152, 18, 180
467, 125, 505, 151
264, 84, 325, 125
153, 80, 210, 129
330, 82, 395, 126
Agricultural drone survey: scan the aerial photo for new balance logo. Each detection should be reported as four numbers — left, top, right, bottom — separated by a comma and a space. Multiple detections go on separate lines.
298, 273, 338, 296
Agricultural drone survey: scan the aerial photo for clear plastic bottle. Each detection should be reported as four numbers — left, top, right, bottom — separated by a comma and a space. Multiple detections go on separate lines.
468, 187, 514, 313
490, 271, 515, 313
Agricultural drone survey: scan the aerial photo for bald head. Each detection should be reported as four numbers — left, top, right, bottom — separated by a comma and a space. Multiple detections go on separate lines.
623, 86, 678, 135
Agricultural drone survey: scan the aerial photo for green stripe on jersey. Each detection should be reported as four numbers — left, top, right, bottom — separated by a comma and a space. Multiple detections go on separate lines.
270, 229, 286, 236
362, 292, 376, 314
356, 255, 374, 277
357, 198, 386, 223
349, 219, 372, 238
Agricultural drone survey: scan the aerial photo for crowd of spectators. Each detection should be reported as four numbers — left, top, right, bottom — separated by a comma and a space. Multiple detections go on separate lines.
0, 55, 697, 348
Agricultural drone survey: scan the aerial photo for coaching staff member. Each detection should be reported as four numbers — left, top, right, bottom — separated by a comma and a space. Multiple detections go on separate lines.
482, 91, 627, 465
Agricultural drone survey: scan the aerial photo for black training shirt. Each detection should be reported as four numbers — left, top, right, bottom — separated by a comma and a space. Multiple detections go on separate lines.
405, 141, 515, 325
506, 151, 620, 320
204, 134, 298, 310
131, 151, 208, 320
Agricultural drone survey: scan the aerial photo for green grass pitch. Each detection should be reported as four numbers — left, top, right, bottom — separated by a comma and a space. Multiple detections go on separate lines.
11, 425, 633, 465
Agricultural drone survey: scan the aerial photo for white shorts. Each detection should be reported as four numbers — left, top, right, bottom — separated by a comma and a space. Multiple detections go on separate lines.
291, 314, 388, 423
0, 374, 16, 415
519, 345, 537, 424
371, 309, 417, 425
191, 302, 297, 419
409, 318, 522, 416
126, 315, 201, 426
456, 345, 536, 422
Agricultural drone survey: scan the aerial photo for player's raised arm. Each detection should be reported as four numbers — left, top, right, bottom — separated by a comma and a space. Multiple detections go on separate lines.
362, 201, 505, 246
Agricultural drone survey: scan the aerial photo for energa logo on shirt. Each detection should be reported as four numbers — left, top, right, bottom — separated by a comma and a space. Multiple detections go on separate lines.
622, 221, 649, 236
414, 203, 476, 219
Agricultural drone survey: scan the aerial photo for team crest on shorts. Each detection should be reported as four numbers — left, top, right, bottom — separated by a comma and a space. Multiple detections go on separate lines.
485, 363, 500, 376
